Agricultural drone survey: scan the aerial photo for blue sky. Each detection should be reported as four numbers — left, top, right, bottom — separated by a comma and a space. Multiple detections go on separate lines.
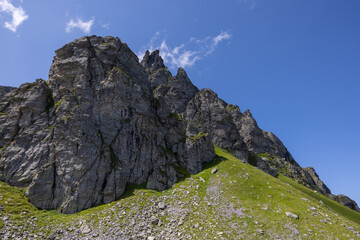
0, 0, 359, 204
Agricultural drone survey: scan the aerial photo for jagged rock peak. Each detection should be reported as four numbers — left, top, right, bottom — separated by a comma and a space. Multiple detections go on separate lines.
152, 66, 199, 114
176, 67, 188, 77
141, 49, 165, 73
243, 109, 252, 117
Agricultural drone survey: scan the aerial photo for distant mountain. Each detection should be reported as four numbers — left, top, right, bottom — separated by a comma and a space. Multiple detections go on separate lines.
0, 36, 358, 216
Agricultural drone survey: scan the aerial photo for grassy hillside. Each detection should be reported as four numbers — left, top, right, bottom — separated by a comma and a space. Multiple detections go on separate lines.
0, 146, 359, 239
278, 174, 360, 225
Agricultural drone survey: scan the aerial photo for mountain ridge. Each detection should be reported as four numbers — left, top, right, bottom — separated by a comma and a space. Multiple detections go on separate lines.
0, 35, 358, 215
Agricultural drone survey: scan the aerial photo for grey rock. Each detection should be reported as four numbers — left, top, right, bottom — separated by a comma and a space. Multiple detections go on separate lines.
0, 86, 16, 100
211, 168, 218, 174
149, 216, 159, 225
154, 67, 199, 113
330, 194, 360, 212
285, 212, 299, 219
141, 50, 165, 72
141, 50, 171, 90
158, 202, 166, 210
0, 36, 214, 213
176, 134, 215, 175
309, 207, 317, 212
184, 89, 248, 161
80, 224, 91, 234
303, 167, 331, 194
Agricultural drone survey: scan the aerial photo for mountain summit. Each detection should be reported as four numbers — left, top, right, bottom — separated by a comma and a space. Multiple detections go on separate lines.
0, 36, 358, 215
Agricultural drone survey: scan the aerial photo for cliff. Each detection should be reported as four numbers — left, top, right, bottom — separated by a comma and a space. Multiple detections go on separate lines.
0, 36, 358, 214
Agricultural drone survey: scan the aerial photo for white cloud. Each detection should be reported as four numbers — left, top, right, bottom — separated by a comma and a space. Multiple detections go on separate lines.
138, 31, 232, 69
207, 31, 232, 55
0, 0, 28, 32
66, 17, 94, 34
213, 32, 231, 45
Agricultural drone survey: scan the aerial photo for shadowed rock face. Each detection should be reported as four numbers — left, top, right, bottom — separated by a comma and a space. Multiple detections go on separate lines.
0, 86, 16, 100
0, 35, 358, 213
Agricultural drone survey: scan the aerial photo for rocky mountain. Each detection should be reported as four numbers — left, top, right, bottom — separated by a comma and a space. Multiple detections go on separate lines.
0, 35, 358, 215
0, 86, 16, 100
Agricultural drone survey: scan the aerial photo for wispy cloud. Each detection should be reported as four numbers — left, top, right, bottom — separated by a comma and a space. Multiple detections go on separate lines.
101, 23, 110, 30
0, 0, 28, 32
237, 0, 256, 10
66, 17, 95, 34
138, 31, 232, 69
207, 31, 232, 55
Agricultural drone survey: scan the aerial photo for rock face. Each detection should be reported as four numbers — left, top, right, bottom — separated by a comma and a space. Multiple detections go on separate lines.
0, 86, 16, 100
0, 36, 214, 213
303, 167, 331, 194
0, 35, 358, 213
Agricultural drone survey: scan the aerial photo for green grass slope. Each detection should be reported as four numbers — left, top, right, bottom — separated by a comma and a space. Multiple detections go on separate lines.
0, 146, 359, 239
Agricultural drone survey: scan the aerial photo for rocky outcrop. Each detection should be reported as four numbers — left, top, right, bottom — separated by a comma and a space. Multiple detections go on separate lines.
184, 89, 248, 161
0, 86, 16, 100
303, 167, 331, 194
329, 194, 360, 212
0, 36, 214, 213
0, 35, 357, 213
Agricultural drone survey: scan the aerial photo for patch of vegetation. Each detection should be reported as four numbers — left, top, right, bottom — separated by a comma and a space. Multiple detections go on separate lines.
0, 112, 8, 117
0, 144, 9, 152
168, 112, 185, 122
258, 152, 277, 160
61, 115, 75, 121
258, 152, 293, 176
70, 89, 76, 97
26, 84, 35, 91
186, 132, 208, 142
193, 115, 205, 129
226, 104, 238, 111
109, 66, 131, 80
54, 99, 63, 107
150, 68, 168, 78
